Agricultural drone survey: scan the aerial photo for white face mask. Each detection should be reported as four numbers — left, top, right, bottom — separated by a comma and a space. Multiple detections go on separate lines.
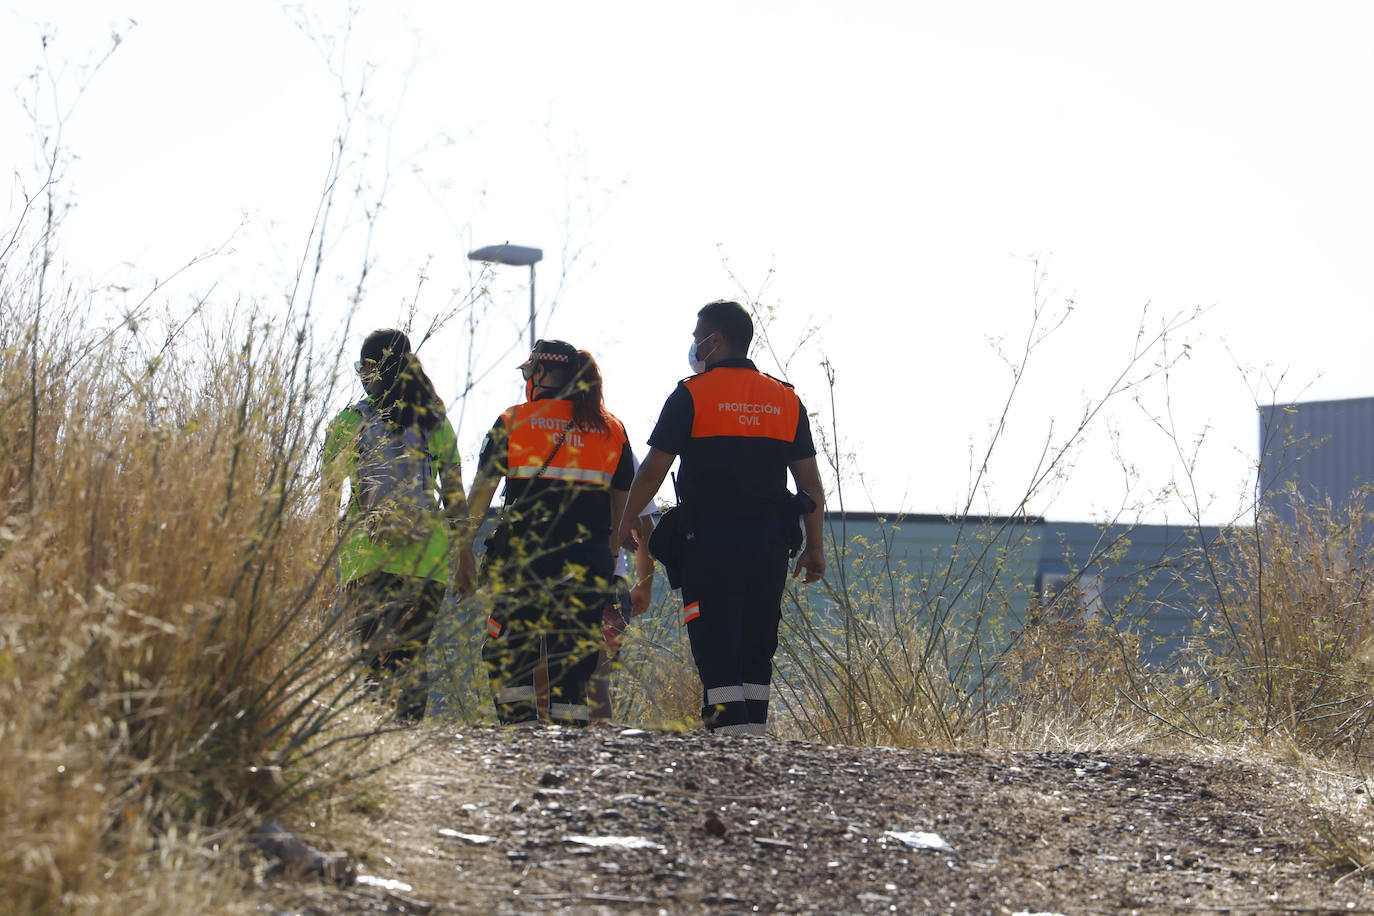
687, 335, 716, 374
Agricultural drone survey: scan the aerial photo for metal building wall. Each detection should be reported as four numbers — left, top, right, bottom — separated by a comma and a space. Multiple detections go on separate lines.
791, 512, 1046, 695
1258, 395, 1374, 516
818, 512, 1046, 626
820, 514, 1231, 669
1036, 520, 1231, 667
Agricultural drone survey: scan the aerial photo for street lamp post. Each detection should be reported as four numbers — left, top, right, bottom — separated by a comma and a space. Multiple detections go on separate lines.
468, 244, 544, 350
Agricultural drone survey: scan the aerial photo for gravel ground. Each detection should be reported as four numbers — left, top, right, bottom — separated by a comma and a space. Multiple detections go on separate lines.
264, 724, 1374, 915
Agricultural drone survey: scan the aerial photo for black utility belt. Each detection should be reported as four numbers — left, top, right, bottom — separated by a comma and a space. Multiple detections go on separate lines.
689, 491, 814, 521
695, 513, 786, 526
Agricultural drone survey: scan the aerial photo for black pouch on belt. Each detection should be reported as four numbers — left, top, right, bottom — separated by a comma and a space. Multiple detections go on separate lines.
479, 520, 511, 582
648, 505, 691, 590
785, 490, 817, 557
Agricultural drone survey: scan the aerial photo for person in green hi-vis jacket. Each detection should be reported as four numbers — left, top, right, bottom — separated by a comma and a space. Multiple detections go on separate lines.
323, 329, 477, 723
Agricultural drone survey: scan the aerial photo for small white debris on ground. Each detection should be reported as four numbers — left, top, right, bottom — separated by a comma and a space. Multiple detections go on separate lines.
355, 874, 413, 892
437, 828, 494, 844
883, 830, 954, 853
563, 835, 666, 852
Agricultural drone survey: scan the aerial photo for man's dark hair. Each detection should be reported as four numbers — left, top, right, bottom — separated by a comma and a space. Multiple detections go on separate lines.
697, 300, 753, 352
360, 327, 411, 368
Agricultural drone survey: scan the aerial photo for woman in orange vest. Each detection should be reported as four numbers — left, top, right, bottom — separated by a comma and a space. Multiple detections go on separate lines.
461, 340, 635, 726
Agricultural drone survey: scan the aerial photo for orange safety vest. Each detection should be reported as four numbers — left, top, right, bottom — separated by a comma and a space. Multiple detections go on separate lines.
682, 367, 800, 443
500, 399, 627, 485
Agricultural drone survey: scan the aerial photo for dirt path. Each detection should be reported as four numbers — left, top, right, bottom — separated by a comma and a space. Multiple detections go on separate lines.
266, 725, 1374, 914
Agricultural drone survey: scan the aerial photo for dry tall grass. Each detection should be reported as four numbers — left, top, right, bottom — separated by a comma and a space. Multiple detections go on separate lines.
1196, 491, 1374, 756
595, 588, 703, 732
756, 493, 1374, 763
0, 263, 378, 911
768, 516, 1089, 747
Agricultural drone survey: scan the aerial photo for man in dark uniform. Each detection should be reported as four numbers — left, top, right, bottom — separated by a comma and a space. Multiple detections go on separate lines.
615, 300, 825, 736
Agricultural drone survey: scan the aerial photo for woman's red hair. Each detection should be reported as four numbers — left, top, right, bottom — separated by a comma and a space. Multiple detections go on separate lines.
569, 350, 610, 433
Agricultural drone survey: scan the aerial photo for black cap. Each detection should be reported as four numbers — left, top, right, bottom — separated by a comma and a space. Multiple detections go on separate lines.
529, 338, 577, 364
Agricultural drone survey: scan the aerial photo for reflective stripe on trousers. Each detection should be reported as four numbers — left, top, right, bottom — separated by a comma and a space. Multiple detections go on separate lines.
496, 685, 536, 704
549, 701, 590, 724
706, 683, 771, 704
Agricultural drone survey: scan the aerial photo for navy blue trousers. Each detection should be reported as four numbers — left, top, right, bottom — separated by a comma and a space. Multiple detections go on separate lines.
482, 544, 613, 726
680, 517, 789, 735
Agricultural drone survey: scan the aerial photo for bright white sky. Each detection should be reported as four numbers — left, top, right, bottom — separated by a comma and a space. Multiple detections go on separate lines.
3, 1, 1372, 525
